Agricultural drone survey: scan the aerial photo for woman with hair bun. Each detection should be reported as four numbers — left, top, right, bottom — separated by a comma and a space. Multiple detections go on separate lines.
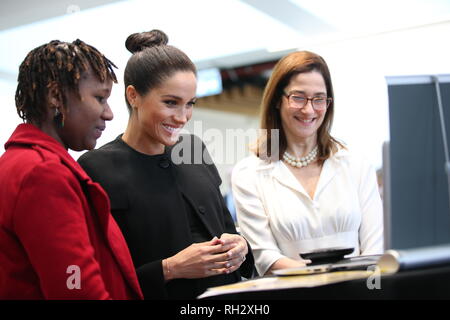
78, 30, 254, 300
0, 39, 143, 299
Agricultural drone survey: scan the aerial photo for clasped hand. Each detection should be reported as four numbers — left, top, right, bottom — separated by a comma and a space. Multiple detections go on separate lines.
164, 233, 248, 280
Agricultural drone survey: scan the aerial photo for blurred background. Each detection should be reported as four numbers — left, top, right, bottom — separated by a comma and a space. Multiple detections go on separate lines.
1, 0, 450, 194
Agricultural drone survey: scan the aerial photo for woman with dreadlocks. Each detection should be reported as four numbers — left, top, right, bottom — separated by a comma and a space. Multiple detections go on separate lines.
0, 39, 143, 299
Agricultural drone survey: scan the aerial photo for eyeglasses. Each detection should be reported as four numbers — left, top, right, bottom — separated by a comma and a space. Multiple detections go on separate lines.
283, 92, 332, 110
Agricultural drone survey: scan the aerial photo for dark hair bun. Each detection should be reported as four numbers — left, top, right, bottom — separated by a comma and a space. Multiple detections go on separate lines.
125, 29, 169, 54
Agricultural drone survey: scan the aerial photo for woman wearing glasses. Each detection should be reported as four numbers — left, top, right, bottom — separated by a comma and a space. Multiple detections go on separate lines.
231, 51, 383, 276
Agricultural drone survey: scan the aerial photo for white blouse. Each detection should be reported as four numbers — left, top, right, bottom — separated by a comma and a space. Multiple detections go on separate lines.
231, 148, 384, 276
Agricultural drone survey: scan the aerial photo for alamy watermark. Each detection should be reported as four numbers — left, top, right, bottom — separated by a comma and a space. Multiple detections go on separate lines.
366, 265, 381, 290
66, 265, 81, 290
66, 4, 81, 14
171, 121, 280, 165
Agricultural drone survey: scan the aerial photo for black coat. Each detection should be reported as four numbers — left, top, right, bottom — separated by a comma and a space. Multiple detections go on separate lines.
78, 134, 254, 299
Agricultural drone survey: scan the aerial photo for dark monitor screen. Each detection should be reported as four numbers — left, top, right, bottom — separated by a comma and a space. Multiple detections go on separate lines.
384, 75, 450, 250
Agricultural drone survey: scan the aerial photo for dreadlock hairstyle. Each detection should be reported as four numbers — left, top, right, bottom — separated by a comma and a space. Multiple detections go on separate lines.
15, 39, 117, 126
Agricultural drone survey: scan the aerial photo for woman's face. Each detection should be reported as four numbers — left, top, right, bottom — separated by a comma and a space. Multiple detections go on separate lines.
60, 70, 113, 151
280, 70, 328, 145
133, 71, 197, 147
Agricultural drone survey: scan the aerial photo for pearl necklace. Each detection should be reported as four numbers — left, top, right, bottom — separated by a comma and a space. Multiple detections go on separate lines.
283, 146, 318, 168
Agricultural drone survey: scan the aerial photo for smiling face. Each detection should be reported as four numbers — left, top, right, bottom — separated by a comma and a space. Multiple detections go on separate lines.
280, 70, 328, 146
59, 70, 113, 151
129, 71, 197, 151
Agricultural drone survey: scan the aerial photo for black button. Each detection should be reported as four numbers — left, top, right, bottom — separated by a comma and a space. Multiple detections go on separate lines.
159, 158, 170, 169
198, 205, 206, 214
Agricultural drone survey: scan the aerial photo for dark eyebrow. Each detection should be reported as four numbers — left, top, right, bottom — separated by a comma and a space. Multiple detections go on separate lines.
161, 94, 181, 100
161, 94, 197, 101
288, 90, 327, 96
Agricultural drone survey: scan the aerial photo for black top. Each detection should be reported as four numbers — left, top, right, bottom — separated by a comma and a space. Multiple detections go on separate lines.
78, 134, 254, 299
184, 194, 210, 243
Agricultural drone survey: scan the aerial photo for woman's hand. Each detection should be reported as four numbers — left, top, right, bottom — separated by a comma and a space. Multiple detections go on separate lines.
217, 233, 249, 274
164, 237, 234, 281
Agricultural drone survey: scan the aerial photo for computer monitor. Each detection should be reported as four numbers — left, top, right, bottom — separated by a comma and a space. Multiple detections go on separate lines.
384, 75, 450, 250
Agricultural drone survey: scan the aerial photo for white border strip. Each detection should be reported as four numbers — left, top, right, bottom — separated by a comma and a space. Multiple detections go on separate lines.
386, 74, 450, 85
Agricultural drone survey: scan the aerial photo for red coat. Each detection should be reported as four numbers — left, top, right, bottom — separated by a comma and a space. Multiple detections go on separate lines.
0, 124, 143, 299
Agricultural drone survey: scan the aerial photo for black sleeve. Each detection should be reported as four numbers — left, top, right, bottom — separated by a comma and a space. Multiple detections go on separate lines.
136, 260, 168, 300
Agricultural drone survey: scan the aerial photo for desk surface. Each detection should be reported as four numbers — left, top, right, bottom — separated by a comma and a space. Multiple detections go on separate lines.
205, 265, 450, 300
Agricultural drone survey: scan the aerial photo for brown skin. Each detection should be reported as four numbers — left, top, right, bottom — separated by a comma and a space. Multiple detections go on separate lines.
39, 70, 114, 151
123, 71, 196, 155
124, 71, 248, 280
164, 234, 249, 280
